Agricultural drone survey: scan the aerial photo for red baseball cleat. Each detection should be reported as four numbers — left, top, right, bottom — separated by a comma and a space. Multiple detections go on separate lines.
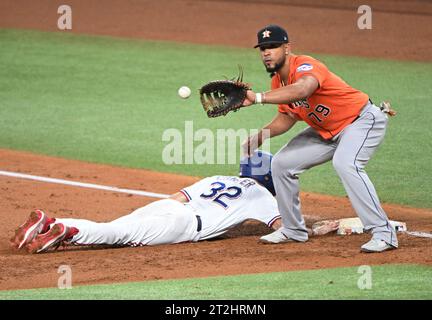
26, 223, 79, 254
10, 210, 56, 250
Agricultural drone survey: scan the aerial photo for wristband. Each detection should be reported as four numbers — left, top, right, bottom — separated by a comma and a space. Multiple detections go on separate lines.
255, 93, 263, 105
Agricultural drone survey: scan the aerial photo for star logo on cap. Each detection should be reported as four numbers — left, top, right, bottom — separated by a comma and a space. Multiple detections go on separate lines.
262, 30, 271, 38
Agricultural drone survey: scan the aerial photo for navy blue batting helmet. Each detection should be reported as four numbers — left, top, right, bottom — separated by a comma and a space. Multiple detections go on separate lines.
239, 150, 276, 196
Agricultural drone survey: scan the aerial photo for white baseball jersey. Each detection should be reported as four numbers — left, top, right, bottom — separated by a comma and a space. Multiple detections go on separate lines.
57, 176, 280, 247
181, 176, 280, 240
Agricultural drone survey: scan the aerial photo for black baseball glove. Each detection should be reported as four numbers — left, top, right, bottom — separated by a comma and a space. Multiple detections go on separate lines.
199, 66, 250, 118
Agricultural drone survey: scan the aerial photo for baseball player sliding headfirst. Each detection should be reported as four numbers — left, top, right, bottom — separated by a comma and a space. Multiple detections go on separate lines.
10, 151, 339, 254
242, 25, 397, 253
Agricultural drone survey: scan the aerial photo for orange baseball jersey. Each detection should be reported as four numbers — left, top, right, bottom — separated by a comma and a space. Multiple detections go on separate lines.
272, 54, 369, 140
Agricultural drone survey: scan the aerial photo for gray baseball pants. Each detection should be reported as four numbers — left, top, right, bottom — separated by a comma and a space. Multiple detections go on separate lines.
272, 101, 398, 247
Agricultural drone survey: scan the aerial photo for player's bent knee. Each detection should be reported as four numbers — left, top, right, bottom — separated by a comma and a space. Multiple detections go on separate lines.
332, 156, 357, 175
271, 154, 299, 177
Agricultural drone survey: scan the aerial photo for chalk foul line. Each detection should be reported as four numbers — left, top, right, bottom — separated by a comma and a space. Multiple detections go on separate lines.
2, 170, 431, 239
0, 170, 169, 199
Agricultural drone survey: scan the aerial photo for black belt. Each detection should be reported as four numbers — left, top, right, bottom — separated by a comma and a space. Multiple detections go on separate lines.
351, 115, 360, 124
352, 99, 373, 124
196, 215, 202, 232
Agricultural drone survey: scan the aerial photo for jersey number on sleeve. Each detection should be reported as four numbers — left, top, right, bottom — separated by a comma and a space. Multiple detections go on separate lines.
200, 182, 242, 209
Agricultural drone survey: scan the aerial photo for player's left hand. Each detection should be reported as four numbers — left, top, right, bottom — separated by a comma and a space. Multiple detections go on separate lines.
199, 65, 251, 118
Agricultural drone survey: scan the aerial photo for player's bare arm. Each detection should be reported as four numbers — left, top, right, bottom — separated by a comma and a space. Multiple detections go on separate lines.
271, 218, 282, 230
270, 218, 339, 236
243, 112, 296, 155
243, 76, 319, 106
169, 192, 189, 203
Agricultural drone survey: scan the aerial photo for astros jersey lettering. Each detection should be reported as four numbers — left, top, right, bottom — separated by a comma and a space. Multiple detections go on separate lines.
273, 54, 369, 140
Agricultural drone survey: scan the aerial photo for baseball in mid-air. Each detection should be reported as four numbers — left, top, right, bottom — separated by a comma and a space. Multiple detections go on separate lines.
178, 86, 191, 99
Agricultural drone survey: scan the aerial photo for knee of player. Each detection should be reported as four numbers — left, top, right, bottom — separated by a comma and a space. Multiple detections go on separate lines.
270, 154, 282, 173
332, 156, 357, 174
271, 154, 299, 177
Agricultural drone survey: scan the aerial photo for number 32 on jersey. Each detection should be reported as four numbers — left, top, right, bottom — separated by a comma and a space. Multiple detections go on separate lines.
200, 182, 243, 209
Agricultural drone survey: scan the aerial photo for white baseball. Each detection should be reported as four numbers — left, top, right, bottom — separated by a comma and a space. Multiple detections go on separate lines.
178, 86, 191, 99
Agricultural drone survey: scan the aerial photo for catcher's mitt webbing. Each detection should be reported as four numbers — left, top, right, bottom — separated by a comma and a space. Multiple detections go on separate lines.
199, 66, 250, 118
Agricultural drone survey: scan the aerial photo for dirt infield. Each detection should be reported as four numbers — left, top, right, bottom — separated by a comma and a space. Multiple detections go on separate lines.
1, 150, 431, 290
0, 1, 431, 291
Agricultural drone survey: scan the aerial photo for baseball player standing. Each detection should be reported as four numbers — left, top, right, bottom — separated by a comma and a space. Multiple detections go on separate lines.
242, 25, 397, 253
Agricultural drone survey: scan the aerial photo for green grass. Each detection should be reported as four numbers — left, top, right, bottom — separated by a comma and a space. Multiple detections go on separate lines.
0, 29, 431, 207
0, 265, 431, 300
